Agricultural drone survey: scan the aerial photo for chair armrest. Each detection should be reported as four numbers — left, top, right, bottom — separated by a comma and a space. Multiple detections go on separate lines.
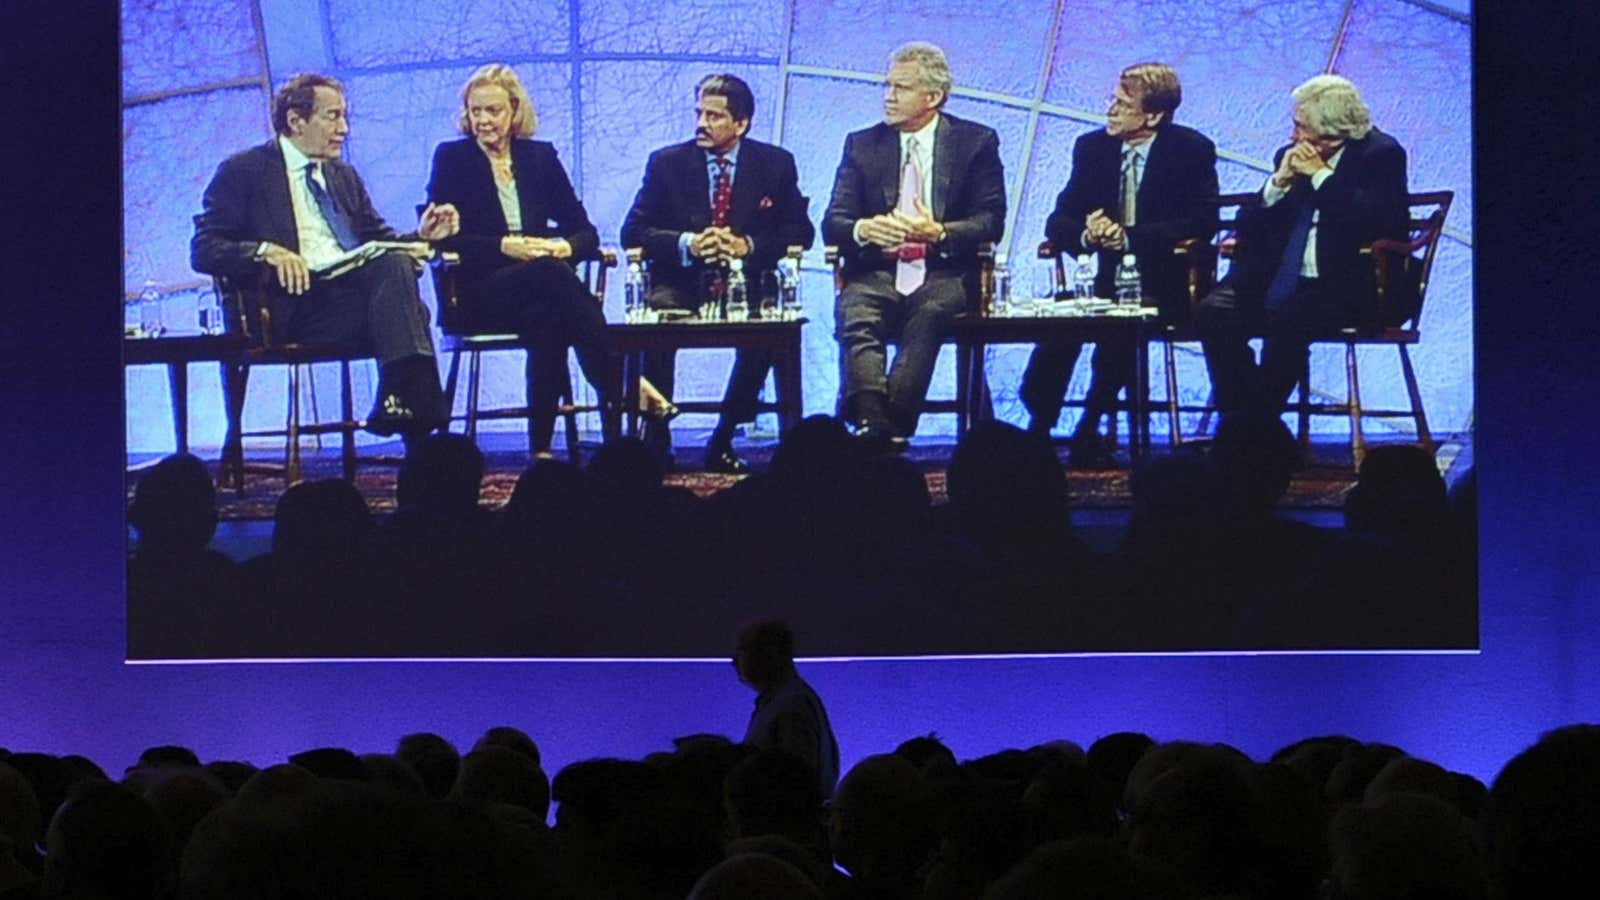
214, 264, 276, 347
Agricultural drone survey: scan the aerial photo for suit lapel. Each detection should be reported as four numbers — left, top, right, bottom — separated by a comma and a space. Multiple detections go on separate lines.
687, 143, 712, 230
261, 142, 299, 252
931, 115, 955, 221
1136, 132, 1163, 216
876, 126, 899, 213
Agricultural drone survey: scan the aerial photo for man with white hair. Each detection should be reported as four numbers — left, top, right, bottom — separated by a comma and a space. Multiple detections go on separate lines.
824, 42, 1006, 449
1197, 74, 1411, 420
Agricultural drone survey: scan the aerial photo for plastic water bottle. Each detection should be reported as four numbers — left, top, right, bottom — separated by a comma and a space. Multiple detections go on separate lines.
196, 288, 224, 335
1113, 254, 1141, 309
1072, 254, 1096, 301
991, 254, 1011, 316
138, 280, 164, 337
776, 255, 801, 320
725, 259, 748, 321
624, 250, 647, 323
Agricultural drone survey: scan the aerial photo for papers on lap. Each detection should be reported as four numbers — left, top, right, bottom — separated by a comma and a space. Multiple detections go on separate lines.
312, 241, 432, 280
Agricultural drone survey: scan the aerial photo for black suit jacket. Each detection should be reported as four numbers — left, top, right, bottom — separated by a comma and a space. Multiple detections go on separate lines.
620, 138, 815, 297
1044, 124, 1217, 315
1225, 126, 1412, 320
191, 139, 406, 282
425, 137, 599, 279
822, 114, 1006, 274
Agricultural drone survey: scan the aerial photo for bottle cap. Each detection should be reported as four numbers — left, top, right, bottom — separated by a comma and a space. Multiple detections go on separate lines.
729, 258, 743, 272
1122, 253, 1136, 265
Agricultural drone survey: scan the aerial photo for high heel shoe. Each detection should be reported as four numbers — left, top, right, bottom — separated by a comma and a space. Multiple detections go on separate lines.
638, 377, 680, 421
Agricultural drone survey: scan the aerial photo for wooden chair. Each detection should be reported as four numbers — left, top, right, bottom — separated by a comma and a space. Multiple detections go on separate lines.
430, 250, 616, 461
1288, 190, 1453, 466
824, 243, 995, 433
214, 266, 391, 489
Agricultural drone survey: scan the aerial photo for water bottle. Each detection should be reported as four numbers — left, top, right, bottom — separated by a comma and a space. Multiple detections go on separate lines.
1113, 254, 1141, 309
624, 250, 647, 323
725, 259, 748, 321
1072, 254, 1096, 301
990, 254, 1010, 316
138, 280, 164, 337
196, 288, 225, 335
778, 254, 802, 320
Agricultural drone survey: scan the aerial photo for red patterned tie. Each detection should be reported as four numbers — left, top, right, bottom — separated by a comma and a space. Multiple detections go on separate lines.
708, 155, 732, 300
711, 155, 732, 226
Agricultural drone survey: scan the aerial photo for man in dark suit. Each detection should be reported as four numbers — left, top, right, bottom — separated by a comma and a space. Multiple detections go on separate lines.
621, 74, 816, 473
824, 42, 1006, 448
1021, 63, 1217, 468
1198, 74, 1412, 420
191, 73, 459, 437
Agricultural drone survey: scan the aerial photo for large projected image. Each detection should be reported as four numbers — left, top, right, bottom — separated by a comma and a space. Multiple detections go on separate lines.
123, 0, 1474, 660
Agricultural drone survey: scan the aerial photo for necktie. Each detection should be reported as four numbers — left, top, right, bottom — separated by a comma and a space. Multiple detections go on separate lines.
710, 155, 732, 227
1120, 149, 1139, 227
707, 155, 733, 301
305, 163, 358, 250
895, 137, 927, 295
1265, 198, 1315, 310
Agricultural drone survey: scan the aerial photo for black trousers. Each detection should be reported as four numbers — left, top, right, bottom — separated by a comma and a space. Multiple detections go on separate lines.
834, 267, 967, 435
459, 258, 620, 449
1197, 278, 1356, 417
270, 251, 435, 363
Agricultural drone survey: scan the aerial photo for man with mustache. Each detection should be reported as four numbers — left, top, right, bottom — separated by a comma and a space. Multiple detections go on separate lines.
191, 73, 460, 438
622, 73, 815, 473
823, 41, 1006, 449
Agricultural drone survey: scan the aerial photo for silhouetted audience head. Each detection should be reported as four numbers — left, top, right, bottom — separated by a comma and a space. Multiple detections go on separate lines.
733, 620, 797, 692
394, 733, 460, 799
894, 734, 958, 776
472, 726, 541, 767
43, 779, 172, 900
1087, 732, 1156, 798
1212, 411, 1300, 516
1022, 759, 1117, 843
128, 453, 217, 555
1484, 724, 1600, 900
0, 760, 43, 873
358, 754, 424, 795
1344, 444, 1448, 537
587, 437, 665, 497
770, 415, 854, 492
723, 749, 823, 848
396, 433, 484, 524
1330, 792, 1485, 900
140, 769, 226, 871
1125, 745, 1261, 898
984, 838, 1191, 900
452, 746, 549, 821
203, 761, 257, 796
836, 455, 931, 538
830, 754, 934, 889
687, 852, 824, 900
286, 747, 370, 783
135, 745, 201, 770
271, 478, 373, 559
947, 421, 1070, 538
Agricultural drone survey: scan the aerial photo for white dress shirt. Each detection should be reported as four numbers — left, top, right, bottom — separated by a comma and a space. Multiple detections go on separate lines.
277, 135, 348, 271
852, 114, 941, 246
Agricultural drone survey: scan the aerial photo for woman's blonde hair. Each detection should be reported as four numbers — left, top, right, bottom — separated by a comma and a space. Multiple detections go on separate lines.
457, 63, 538, 138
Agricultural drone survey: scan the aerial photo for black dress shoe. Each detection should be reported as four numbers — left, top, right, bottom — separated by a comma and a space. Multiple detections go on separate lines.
851, 420, 900, 454
704, 445, 750, 474
1066, 436, 1118, 470
364, 392, 419, 437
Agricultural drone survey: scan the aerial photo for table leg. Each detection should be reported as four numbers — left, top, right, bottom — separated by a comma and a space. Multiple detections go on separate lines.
167, 361, 188, 455
1131, 332, 1150, 460
775, 335, 802, 436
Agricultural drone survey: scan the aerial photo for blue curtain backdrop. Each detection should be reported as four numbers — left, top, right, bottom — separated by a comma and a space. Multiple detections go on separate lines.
122, 0, 1472, 451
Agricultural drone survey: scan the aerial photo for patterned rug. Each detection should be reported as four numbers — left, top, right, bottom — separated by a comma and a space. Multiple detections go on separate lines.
126, 437, 1409, 521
